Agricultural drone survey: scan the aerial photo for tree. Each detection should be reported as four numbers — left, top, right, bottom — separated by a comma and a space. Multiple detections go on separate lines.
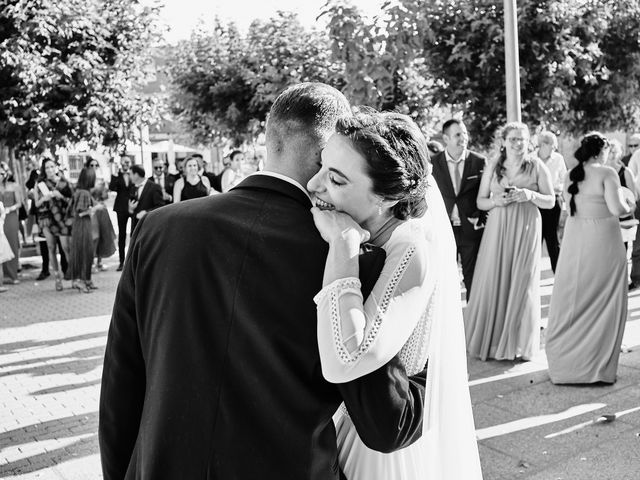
167, 12, 342, 145
320, 0, 441, 134
417, 0, 640, 145
0, 0, 164, 154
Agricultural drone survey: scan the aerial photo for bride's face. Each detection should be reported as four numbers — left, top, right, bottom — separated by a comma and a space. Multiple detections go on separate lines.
307, 133, 379, 226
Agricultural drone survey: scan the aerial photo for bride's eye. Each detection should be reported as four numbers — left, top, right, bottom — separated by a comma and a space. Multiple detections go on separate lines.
329, 173, 344, 186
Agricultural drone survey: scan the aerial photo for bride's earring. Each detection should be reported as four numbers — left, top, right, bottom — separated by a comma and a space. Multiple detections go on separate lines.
378, 201, 383, 216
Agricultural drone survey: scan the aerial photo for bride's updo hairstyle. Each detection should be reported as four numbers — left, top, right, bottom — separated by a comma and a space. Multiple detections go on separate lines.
335, 110, 432, 220
569, 132, 609, 216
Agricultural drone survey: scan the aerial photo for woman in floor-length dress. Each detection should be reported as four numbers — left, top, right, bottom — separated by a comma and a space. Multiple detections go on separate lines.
546, 132, 633, 384
0, 162, 24, 283
465, 122, 555, 361
308, 112, 482, 479
69, 168, 96, 293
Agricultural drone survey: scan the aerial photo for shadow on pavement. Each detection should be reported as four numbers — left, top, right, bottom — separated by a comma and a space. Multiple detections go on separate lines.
30, 378, 102, 396
0, 332, 107, 355
0, 434, 98, 476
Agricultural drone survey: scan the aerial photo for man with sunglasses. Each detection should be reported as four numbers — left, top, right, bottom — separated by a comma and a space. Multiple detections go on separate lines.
148, 158, 175, 206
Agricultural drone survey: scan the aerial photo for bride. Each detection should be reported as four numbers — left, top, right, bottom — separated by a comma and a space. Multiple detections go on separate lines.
308, 111, 482, 479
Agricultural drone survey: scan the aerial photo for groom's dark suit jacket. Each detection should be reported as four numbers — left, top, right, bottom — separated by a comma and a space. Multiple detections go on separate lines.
431, 150, 487, 242
99, 174, 427, 480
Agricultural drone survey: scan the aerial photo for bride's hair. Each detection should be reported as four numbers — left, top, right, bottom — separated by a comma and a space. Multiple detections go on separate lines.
335, 110, 432, 220
569, 131, 608, 216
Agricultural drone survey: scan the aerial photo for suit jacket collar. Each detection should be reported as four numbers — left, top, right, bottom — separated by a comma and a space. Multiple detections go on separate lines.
434, 150, 482, 197
233, 174, 312, 208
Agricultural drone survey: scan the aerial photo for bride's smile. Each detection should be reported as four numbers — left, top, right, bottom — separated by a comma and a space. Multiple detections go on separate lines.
314, 197, 335, 211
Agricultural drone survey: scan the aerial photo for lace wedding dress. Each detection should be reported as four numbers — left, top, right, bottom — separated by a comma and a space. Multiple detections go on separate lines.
314, 178, 483, 479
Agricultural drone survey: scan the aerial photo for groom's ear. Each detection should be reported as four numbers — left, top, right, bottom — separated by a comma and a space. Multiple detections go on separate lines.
358, 245, 386, 300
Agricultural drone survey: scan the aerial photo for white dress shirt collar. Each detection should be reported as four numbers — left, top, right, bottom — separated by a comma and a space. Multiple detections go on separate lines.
445, 148, 468, 163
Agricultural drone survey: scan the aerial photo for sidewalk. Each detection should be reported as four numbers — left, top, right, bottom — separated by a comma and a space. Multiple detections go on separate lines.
1, 255, 639, 479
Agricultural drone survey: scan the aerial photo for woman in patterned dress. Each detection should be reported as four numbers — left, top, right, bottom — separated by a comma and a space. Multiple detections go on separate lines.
33, 157, 73, 291
308, 111, 482, 479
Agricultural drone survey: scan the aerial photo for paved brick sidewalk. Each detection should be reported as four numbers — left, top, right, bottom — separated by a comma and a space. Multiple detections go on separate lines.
1, 256, 639, 479
1, 259, 117, 480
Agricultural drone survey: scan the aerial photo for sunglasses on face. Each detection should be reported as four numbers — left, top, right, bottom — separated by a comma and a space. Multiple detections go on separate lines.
90, 163, 99, 167
629, 144, 639, 148
154, 166, 164, 170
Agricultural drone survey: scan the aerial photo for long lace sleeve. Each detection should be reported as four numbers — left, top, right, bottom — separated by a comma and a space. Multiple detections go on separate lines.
315, 223, 436, 383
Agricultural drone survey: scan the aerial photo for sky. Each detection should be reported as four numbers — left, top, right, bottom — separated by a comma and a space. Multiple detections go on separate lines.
149, 0, 385, 44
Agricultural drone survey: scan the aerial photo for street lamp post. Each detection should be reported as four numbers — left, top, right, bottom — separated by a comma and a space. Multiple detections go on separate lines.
504, 0, 521, 123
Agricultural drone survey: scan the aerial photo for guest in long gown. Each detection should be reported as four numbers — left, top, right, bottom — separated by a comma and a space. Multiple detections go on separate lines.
86, 158, 116, 271
33, 158, 73, 291
0, 162, 24, 285
172, 157, 211, 202
309, 112, 482, 479
0, 201, 15, 293
465, 122, 555, 361
546, 132, 634, 384
70, 167, 96, 293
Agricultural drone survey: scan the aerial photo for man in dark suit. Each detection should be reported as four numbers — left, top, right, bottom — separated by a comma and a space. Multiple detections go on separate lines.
99, 83, 427, 480
109, 155, 135, 271
127, 164, 164, 232
148, 158, 175, 205
431, 119, 486, 299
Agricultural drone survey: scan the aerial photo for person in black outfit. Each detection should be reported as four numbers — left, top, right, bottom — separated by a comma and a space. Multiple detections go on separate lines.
431, 119, 486, 299
127, 164, 164, 232
148, 158, 175, 205
108, 156, 135, 271
172, 156, 211, 202
99, 83, 428, 480
26, 160, 67, 280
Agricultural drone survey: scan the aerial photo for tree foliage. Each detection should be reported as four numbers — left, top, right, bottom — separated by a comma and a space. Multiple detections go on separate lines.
167, 12, 342, 145
417, 0, 640, 145
320, 0, 441, 133
0, 0, 164, 152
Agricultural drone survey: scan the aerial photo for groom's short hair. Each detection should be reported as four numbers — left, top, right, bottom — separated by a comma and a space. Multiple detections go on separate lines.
266, 82, 351, 154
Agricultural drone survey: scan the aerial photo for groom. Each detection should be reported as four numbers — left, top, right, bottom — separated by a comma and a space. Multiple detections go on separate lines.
99, 83, 428, 480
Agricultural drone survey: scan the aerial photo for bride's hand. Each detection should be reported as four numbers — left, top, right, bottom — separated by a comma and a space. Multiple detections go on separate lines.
311, 207, 370, 245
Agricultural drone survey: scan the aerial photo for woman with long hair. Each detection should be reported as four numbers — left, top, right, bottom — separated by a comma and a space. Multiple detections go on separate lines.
309, 111, 481, 479
546, 132, 633, 384
86, 158, 116, 271
0, 161, 24, 285
464, 122, 555, 361
221, 150, 245, 192
69, 167, 97, 293
33, 157, 73, 291
172, 156, 211, 202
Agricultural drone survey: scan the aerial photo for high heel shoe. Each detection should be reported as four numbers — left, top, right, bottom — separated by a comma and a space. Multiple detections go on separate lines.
55, 272, 63, 291
86, 281, 98, 290
71, 281, 83, 292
